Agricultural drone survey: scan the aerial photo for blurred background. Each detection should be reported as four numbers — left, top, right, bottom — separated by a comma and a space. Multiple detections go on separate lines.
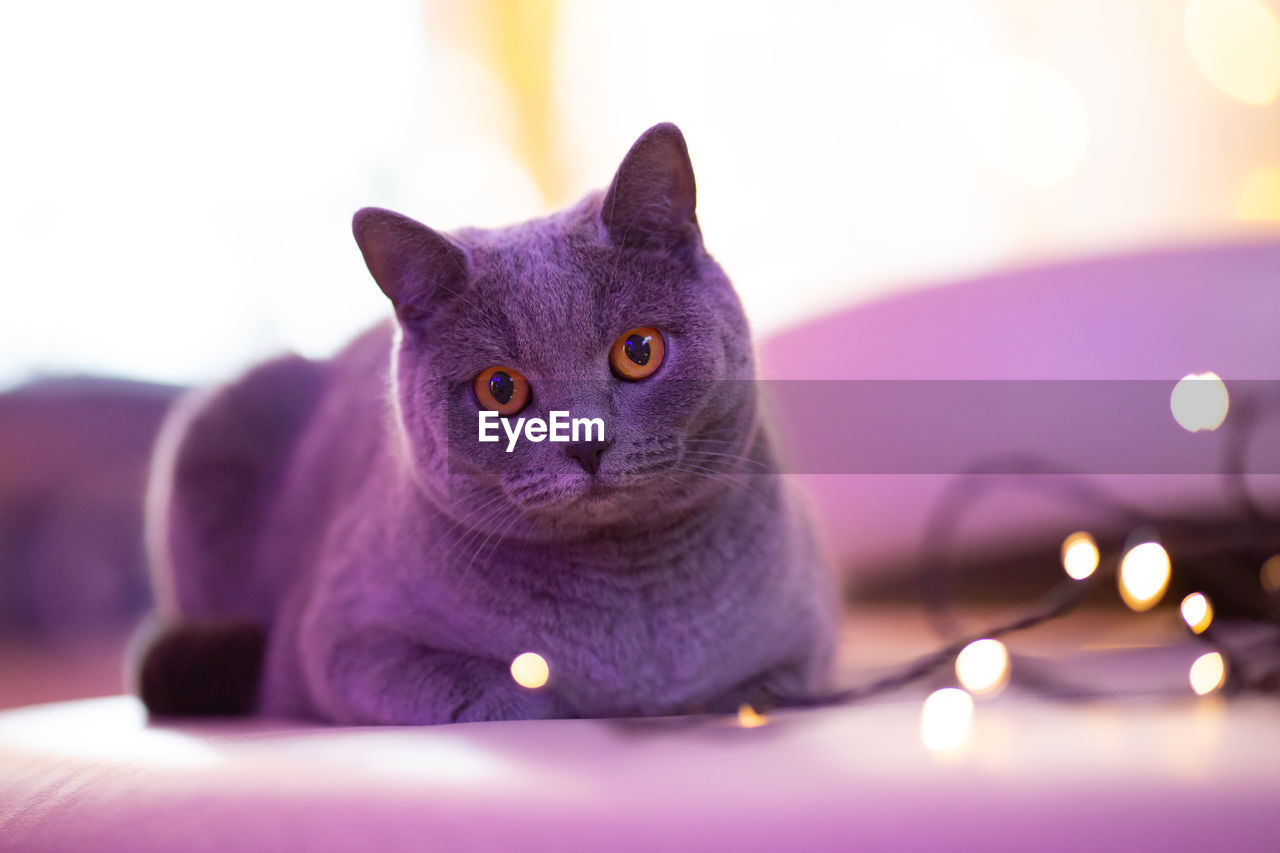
2, 0, 1278, 388
1, 0, 1278, 708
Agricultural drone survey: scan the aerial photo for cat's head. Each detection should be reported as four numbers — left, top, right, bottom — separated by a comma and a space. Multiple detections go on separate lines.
353, 123, 759, 537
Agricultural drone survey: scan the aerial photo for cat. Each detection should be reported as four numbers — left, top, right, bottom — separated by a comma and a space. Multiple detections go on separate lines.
135, 123, 838, 724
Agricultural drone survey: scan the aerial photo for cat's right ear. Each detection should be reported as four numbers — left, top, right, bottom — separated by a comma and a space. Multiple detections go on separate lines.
352, 207, 469, 323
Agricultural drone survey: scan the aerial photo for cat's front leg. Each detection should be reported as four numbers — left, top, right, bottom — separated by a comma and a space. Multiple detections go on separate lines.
312, 631, 563, 725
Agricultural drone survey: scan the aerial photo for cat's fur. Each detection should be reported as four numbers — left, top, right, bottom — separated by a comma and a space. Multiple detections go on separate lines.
137, 124, 837, 724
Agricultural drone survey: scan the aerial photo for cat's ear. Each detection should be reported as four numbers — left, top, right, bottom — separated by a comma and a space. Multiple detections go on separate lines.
601, 122, 699, 251
352, 207, 469, 322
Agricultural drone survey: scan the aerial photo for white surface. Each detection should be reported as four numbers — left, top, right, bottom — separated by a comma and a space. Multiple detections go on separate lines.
1, 691, 1278, 851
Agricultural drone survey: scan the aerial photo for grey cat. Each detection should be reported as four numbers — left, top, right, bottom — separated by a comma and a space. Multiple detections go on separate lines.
136, 123, 837, 724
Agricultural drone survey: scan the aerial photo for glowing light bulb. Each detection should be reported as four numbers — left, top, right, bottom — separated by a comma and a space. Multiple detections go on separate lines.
1061, 531, 1100, 580
955, 639, 1010, 696
1170, 372, 1229, 432
921, 688, 974, 752
510, 652, 549, 689
737, 704, 769, 728
1186, 0, 1280, 106
1261, 555, 1280, 592
1118, 541, 1171, 612
1180, 593, 1214, 634
1189, 651, 1226, 696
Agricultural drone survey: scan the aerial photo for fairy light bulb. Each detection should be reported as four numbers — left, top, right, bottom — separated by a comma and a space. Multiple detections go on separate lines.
920, 688, 974, 751
1189, 652, 1226, 696
737, 704, 769, 728
1180, 593, 1213, 634
510, 652, 549, 689
1061, 531, 1099, 580
1170, 372, 1229, 432
1261, 555, 1280, 593
1118, 541, 1171, 612
955, 639, 1010, 696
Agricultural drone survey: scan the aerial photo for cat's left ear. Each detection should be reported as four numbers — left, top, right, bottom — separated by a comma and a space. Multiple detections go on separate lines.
352, 207, 469, 323
601, 122, 700, 252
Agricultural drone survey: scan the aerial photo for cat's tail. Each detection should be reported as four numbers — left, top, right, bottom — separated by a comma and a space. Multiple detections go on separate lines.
130, 615, 266, 716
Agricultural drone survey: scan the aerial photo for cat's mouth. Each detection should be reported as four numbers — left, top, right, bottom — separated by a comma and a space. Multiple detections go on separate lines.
582, 478, 617, 498
499, 468, 624, 516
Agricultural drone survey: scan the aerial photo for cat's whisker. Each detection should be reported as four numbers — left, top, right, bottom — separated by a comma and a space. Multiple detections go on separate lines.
457, 503, 523, 587
682, 449, 773, 474
662, 465, 780, 515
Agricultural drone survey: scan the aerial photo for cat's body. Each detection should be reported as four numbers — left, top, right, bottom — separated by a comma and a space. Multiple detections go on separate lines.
138, 124, 837, 724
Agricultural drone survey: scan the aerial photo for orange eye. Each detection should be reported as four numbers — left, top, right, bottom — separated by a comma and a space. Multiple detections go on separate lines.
609, 326, 664, 381
474, 366, 530, 416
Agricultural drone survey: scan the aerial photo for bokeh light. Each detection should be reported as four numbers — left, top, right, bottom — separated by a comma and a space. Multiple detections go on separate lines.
1118, 541, 1172, 612
961, 57, 1089, 187
955, 639, 1010, 696
920, 688, 974, 752
1170, 372, 1230, 432
1261, 555, 1280, 592
1061, 531, 1100, 581
1235, 167, 1280, 221
1189, 651, 1227, 695
1186, 0, 1280, 106
737, 704, 769, 728
1180, 592, 1214, 634
3, 3, 1279, 388
510, 652, 549, 689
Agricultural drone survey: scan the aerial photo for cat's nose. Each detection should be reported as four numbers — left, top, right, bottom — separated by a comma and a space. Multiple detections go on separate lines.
564, 438, 612, 475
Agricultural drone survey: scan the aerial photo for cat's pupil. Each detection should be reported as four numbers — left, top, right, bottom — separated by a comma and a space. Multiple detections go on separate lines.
489, 372, 515, 405
623, 334, 650, 366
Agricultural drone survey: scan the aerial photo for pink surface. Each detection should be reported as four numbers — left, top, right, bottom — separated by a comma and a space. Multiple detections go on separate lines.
2, 687, 1278, 852
758, 241, 1280, 572
2, 610, 1277, 851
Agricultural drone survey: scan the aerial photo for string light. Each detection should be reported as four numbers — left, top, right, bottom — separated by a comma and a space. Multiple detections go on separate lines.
1180, 593, 1214, 634
1118, 541, 1171, 612
510, 652, 549, 689
1060, 531, 1099, 580
955, 639, 1010, 696
920, 688, 973, 752
1189, 652, 1226, 696
768, 385, 1280, 715
737, 704, 769, 728
1261, 555, 1280, 593
1170, 372, 1229, 432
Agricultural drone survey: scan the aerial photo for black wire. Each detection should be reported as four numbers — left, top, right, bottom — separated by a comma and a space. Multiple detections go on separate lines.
767, 384, 1280, 713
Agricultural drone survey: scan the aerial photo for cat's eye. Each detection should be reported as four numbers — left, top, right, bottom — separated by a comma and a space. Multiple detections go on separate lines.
474, 366, 530, 416
609, 326, 665, 381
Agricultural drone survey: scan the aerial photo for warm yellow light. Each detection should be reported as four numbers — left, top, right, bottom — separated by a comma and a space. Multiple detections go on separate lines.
1261, 555, 1280, 592
921, 688, 974, 752
1187, 0, 1280, 106
962, 57, 1088, 188
737, 704, 769, 728
1189, 651, 1226, 696
1170, 372, 1229, 432
1180, 592, 1214, 634
955, 639, 1010, 696
1061, 531, 1100, 580
1118, 541, 1171, 612
1234, 167, 1280, 221
510, 652, 549, 689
